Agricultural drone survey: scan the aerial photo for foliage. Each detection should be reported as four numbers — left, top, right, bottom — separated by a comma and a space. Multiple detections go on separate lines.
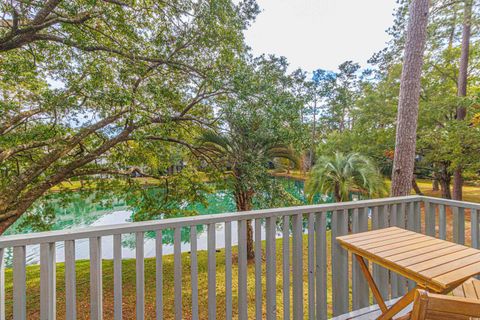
198, 56, 304, 211
0, 0, 259, 232
306, 152, 386, 202
308, 0, 480, 198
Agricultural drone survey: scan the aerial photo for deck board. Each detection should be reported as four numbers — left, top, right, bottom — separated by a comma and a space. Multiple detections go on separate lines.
330, 297, 413, 320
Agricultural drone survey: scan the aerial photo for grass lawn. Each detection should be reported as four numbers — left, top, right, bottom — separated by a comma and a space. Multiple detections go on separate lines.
12, 172, 480, 319
4, 233, 335, 319
415, 179, 480, 203
273, 170, 480, 204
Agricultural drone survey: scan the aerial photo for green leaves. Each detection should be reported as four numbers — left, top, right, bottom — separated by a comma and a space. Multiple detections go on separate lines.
0, 0, 258, 232
306, 152, 386, 203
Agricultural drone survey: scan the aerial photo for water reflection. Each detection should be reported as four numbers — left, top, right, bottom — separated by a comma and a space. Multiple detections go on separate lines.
4, 178, 336, 265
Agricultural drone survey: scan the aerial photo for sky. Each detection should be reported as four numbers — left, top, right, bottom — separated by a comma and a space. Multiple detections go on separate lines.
244, 0, 398, 73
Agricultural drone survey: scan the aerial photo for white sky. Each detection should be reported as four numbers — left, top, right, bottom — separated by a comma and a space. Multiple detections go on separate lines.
244, 0, 398, 73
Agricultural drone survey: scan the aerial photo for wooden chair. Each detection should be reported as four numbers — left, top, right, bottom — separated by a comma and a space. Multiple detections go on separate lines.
411, 289, 480, 320
453, 278, 480, 300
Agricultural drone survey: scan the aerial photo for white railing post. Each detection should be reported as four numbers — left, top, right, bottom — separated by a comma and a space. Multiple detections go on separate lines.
315, 211, 327, 320
472, 209, 479, 249
0, 195, 443, 320
425, 200, 436, 236
307, 213, 315, 320
352, 207, 369, 309
266, 216, 277, 320
65, 240, 76, 320
331, 209, 348, 316
89, 237, 103, 320
225, 222, 232, 320
136, 232, 145, 320
238, 220, 248, 320
292, 213, 304, 320
282, 215, 290, 320
190, 226, 199, 320
0, 248, 4, 320
13, 246, 26, 320
113, 234, 122, 320
40, 242, 56, 320
453, 206, 465, 245
173, 228, 182, 320
155, 230, 163, 320
207, 223, 216, 320
254, 218, 262, 320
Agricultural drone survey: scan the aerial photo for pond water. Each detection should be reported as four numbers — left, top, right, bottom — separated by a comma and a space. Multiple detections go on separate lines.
4, 178, 334, 265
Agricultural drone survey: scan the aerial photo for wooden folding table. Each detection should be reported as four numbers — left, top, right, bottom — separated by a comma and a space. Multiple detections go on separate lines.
337, 227, 480, 320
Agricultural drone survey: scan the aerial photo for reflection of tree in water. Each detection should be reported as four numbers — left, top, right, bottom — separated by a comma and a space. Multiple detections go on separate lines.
9, 177, 317, 236
8, 190, 129, 235
6, 177, 350, 256
121, 225, 207, 249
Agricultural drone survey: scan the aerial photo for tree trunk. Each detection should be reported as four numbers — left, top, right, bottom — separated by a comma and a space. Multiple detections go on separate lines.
432, 176, 439, 191
452, 170, 463, 200
391, 0, 430, 197
234, 187, 255, 260
310, 97, 317, 168
438, 164, 452, 199
439, 178, 452, 199
334, 183, 342, 202
453, 0, 473, 201
412, 176, 423, 195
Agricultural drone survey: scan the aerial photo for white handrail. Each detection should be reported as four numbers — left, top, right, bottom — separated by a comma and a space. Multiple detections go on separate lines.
2, 194, 479, 320
0, 195, 421, 248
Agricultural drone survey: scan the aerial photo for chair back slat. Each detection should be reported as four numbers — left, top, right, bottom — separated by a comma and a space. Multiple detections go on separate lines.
412, 290, 480, 320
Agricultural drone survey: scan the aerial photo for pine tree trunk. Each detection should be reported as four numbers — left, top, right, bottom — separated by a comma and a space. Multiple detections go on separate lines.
310, 98, 317, 167
453, 0, 473, 201
391, 0, 430, 196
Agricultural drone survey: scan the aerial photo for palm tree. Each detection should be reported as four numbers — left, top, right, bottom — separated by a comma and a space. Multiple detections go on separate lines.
306, 152, 386, 203
198, 130, 297, 259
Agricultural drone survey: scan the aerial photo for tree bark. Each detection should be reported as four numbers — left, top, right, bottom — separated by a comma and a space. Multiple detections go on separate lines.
432, 174, 440, 191
439, 177, 452, 199
412, 176, 423, 195
234, 186, 255, 260
391, 0, 430, 196
439, 164, 452, 199
453, 0, 473, 201
310, 97, 317, 168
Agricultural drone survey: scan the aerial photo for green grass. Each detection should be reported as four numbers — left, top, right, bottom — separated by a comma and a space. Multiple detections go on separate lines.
4, 233, 334, 319
19, 173, 480, 319
274, 170, 480, 204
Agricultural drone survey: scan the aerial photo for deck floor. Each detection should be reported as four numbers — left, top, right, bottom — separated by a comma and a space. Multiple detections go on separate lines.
330, 297, 413, 320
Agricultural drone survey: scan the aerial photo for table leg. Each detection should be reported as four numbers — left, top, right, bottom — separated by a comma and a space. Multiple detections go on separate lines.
376, 288, 416, 320
355, 254, 388, 313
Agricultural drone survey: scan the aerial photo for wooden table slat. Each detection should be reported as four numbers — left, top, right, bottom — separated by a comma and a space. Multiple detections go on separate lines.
365, 235, 432, 253
407, 248, 479, 272
351, 231, 418, 246
433, 260, 480, 288
355, 233, 424, 250
421, 253, 480, 279
337, 227, 404, 241
376, 239, 442, 258
391, 243, 461, 265
337, 227, 480, 292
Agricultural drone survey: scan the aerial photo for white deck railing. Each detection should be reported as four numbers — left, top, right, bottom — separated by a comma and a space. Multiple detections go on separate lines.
0, 195, 479, 319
